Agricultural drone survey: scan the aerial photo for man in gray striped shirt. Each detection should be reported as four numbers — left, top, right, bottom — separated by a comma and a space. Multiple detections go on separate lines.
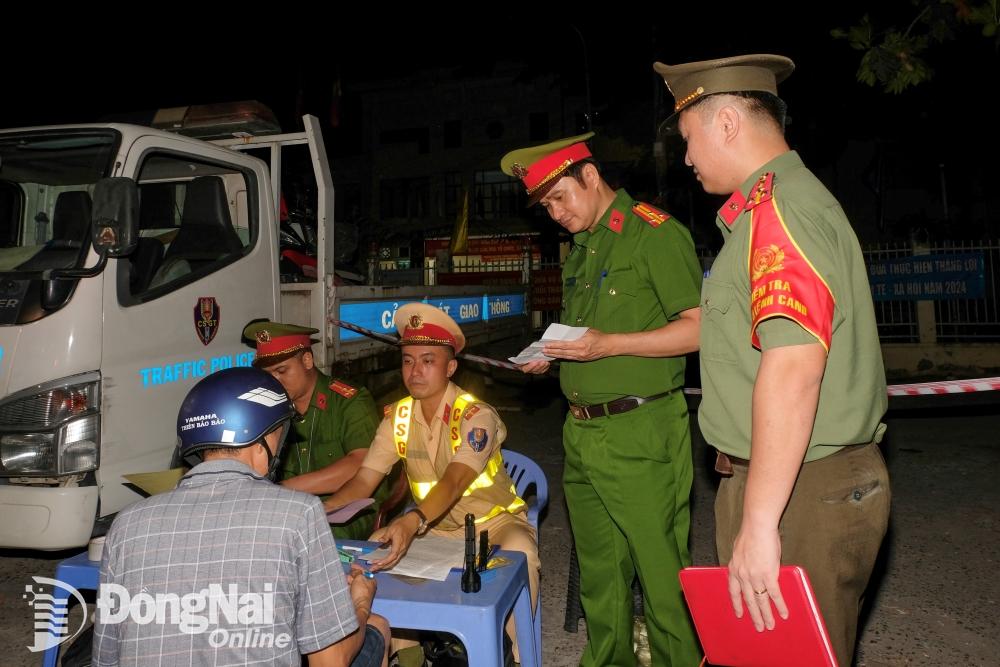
94, 368, 389, 666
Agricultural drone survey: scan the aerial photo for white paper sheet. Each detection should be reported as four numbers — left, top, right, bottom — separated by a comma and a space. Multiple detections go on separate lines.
508, 323, 589, 364
363, 533, 466, 581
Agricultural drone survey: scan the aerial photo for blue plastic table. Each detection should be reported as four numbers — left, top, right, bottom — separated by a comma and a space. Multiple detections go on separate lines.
341, 539, 540, 667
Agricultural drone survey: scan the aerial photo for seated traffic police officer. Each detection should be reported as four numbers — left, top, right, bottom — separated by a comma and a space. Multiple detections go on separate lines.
243, 320, 388, 541
319, 303, 539, 665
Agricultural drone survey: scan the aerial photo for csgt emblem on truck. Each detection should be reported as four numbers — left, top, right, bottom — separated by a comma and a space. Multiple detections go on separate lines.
194, 297, 221, 346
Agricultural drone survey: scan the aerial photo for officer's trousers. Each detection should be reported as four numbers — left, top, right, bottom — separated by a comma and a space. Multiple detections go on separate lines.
563, 392, 701, 666
716, 441, 891, 667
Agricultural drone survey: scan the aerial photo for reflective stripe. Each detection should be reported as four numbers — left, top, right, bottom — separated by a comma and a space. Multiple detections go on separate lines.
393, 397, 414, 457
393, 392, 525, 519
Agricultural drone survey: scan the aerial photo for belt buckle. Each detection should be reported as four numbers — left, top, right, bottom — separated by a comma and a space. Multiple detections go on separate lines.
570, 405, 586, 420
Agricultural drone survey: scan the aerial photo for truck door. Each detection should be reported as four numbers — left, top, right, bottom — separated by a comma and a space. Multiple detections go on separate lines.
98, 136, 278, 515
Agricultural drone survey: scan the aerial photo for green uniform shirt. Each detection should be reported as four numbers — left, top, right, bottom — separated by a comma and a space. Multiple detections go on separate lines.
699, 151, 887, 462
560, 189, 702, 404
280, 371, 386, 539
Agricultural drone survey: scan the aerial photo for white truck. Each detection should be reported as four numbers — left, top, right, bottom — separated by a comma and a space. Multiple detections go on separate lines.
0, 104, 528, 549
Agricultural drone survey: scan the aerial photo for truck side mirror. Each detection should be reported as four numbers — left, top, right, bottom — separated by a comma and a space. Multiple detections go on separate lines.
92, 177, 139, 258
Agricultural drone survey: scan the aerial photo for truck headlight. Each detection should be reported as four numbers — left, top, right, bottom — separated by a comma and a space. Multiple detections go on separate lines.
0, 373, 100, 476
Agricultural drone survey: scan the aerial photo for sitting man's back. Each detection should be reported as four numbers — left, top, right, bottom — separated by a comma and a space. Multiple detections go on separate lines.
94, 367, 388, 667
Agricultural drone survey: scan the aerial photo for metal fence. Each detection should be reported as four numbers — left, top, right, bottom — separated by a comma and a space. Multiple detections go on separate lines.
862, 242, 920, 342
380, 242, 1000, 343
928, 241, 1000, 342
864, 241, 1000, 343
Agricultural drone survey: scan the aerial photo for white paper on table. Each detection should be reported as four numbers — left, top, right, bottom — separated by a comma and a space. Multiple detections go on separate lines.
362, 533, 466, 581
508, 323, 589, 364
326, 498, 375, 524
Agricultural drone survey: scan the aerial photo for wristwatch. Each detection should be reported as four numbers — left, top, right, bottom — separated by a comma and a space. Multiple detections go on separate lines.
407, 508, 429, 536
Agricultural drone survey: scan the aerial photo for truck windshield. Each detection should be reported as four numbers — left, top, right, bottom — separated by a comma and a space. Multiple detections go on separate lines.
0, 131, 118, 274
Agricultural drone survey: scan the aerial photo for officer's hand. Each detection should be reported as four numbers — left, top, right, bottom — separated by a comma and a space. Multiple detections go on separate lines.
726, 523, 788, 632
542, 328, 612, 362
518, 360, 551, 374
366, 513, 419, 571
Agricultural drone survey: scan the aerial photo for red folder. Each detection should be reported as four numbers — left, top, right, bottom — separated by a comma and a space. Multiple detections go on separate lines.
679, 566, 838, 667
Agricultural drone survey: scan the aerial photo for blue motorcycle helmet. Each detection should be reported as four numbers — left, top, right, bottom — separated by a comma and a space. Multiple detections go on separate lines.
176, 367, 293, 477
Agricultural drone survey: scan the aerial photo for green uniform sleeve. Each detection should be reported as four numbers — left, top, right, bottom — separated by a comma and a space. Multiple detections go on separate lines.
756, 317, 824, 349
337, 387, 380, 453
641, 219, 703, 319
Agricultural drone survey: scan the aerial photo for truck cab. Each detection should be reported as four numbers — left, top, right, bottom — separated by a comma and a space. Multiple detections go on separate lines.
0, 105, 528, 550
0, 118, 279, 549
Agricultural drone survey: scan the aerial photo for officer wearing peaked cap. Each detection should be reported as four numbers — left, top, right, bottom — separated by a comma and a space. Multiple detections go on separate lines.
243, 320, 387, 541
313, 302, 539, 665
655, 54, 890, 666
503, 133, 703, 666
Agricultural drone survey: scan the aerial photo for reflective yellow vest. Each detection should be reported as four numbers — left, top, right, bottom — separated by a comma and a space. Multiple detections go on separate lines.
393, 392, 525, 523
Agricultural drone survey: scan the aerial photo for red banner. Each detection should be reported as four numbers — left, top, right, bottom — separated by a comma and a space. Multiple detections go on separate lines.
436, 271, 522, 286
425, 236, 540, 259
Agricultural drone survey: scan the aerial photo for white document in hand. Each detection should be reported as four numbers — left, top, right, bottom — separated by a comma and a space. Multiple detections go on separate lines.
509, 323, 589, 365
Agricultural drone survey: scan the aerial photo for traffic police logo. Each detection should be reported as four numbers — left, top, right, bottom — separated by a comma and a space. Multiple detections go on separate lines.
467, 427, 488, 452
751, 244, 785, 282
194, 297, 221, 346
409, 314, 423, 329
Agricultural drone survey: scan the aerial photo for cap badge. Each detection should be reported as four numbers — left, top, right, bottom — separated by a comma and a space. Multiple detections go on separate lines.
674, 86, 705, 112
408, 314, 423, 329
511, 163, 528, 179
256, 330, 271, 344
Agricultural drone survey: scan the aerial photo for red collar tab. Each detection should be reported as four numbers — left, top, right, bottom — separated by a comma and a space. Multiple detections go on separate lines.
607, 209, 625, 233
719, 190, 747, 227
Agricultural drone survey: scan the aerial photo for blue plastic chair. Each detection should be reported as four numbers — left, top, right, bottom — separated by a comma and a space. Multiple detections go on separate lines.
502, 449, 548, 532
501, 449, 547, 664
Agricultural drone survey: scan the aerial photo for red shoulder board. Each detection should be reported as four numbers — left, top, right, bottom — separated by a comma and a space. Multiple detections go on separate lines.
383, 404, 392, 418
744, 172, 774, 210
462, 404, 481, 421
632, 202, 670, 228
748, 187, 835, 351
329, 380, 358, 399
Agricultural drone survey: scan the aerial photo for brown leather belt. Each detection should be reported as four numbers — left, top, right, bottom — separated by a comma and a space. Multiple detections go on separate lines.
568, 389, 676, 420
714, 451, 749, 476
714, 441, 873, 477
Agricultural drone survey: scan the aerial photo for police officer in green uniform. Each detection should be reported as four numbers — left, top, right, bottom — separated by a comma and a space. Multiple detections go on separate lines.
504, 135, 703, 666
243, 321, 387, 541
655, 55, 891, 666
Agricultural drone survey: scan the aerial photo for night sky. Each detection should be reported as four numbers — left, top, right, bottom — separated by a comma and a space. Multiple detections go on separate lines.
3, 9, 996, 239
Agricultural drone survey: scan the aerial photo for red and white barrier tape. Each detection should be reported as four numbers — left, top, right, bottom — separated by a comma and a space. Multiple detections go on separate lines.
885, 377, 1000, 397
683, 377, 1000, 397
